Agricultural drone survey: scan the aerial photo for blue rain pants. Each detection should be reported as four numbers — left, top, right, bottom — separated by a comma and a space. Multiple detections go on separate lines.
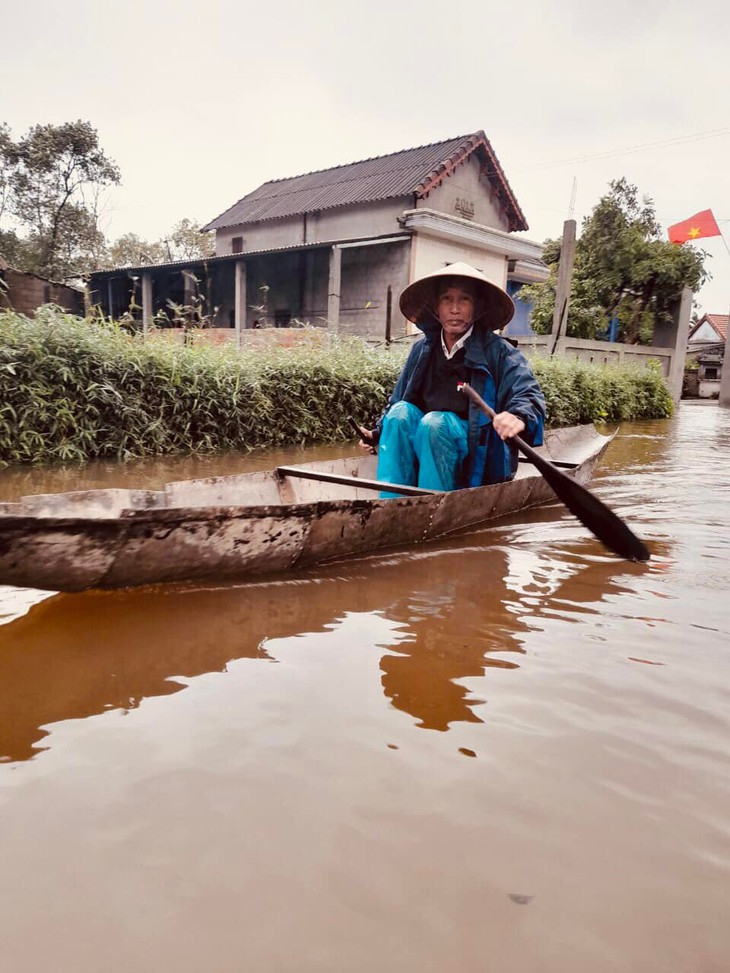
377, 401, 469, 497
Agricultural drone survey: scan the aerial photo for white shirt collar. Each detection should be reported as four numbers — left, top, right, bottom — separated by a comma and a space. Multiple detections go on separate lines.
441, 326, 473, 360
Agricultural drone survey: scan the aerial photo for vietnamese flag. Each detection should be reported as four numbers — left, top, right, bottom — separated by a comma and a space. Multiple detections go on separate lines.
667, 209, 721, 244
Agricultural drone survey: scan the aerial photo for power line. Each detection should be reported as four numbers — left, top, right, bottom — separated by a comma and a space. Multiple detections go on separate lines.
518, 126, 730, 173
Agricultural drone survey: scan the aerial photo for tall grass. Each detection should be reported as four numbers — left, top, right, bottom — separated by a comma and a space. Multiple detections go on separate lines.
0, 309, 672, 467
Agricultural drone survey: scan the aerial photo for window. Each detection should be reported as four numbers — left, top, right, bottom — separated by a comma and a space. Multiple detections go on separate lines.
232, 237, 243, 254
704, 367, 718, 380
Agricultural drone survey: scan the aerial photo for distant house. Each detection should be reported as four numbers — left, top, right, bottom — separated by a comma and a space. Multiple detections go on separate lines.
89, 132, 548, 341
0, 257, 84, 317
686, 313, 727, 398
688, 313, 727, 345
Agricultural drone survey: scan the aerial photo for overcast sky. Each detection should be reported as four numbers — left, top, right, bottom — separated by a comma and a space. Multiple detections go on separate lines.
3, 0, 729, 313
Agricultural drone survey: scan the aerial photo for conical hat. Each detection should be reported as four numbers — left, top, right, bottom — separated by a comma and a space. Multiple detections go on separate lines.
399, 261, 515, 331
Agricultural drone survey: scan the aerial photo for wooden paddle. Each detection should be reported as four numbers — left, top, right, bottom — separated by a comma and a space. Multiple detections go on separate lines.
458, 382, 650, 562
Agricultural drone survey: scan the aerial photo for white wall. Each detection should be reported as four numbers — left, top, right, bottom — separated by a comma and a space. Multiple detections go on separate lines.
699, 379, 721, 398
307, 199, 405, 243
215, 199, 407, 256
418, 154, 510, 231
690, 322, 722, 342
215, 216, 304, 256
410, 232, 508, 288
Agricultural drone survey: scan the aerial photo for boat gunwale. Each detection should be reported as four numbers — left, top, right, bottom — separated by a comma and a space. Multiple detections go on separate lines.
0, 425, 616, 529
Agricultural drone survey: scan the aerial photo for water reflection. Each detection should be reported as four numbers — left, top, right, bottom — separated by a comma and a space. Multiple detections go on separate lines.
0, 537, 650, 762
380, 556, 525, 731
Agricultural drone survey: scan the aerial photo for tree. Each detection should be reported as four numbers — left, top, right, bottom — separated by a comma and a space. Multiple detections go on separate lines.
3, 120, 120, 279
0, 119, 213, 282
51, 203, 109, 276
105, 219, 214, 269
521, 178, 708, 344
165, 218, 215, 261
0, 123, 13, 224
107, 232, 168, 268
0, 125, 26, 266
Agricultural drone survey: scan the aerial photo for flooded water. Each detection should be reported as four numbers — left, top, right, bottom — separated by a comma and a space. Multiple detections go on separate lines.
0, 402, 728, 973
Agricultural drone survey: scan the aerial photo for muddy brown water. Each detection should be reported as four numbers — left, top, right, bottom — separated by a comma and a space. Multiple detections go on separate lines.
0, 402, 728, 973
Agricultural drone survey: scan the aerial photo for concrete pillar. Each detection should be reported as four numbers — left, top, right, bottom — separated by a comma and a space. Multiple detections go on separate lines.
183, 270, 195, 307
666, 286, 693, 405
327, 245, 342, 331
549, 219, 576, 355
719, 309, 730, 406
141, 272, 153, 336
234, 260, 247, 345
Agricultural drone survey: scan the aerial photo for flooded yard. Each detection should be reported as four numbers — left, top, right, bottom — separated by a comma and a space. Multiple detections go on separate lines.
0, 402, 728, 972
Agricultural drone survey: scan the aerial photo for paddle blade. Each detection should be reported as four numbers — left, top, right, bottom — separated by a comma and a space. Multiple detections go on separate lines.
456, 382, 648, 561
531, 451, 650, 561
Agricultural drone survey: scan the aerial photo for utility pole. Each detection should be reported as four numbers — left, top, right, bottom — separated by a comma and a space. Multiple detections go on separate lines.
385, 285, 392, 346
568, 177, 577, 220
549, 219, 577, 356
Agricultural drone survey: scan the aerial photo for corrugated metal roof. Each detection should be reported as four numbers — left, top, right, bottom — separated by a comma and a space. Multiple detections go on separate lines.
90, 234, 409, 277
204, 131, 527, 233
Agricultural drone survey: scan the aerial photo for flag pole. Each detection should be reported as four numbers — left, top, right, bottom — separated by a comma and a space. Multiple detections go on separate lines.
719, 224, 730, 407
719, 229, 730, 259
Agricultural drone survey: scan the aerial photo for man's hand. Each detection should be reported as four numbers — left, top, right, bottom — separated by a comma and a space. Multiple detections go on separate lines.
356, 426, 377, 454
492, 411, 525, 441
347, 416, 377, 453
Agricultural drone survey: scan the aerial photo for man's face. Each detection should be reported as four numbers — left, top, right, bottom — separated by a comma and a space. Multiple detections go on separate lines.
436, 285, 475, 341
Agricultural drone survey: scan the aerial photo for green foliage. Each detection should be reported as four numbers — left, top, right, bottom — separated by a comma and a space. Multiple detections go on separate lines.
0, 120, 120, 279
150, 271, 215, 330
0, 311, 673, 468
0, 124, 12, 225
0, 119, 212, 280
530, 355, 673, 426
105, 219, 215, 269
107, 232, 167, 268
165, 218, 216, 261
0, 310, 405, 466
521, 178, 707, 345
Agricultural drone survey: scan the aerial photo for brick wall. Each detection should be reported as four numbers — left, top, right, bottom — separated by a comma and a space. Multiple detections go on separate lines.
0, 268, 85, 316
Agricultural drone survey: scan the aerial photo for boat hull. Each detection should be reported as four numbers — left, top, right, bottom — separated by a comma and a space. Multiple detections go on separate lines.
0, 426, 613, 592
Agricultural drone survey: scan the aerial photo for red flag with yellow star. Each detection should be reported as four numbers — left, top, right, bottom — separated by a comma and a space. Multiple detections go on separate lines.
667, 209, 721, 244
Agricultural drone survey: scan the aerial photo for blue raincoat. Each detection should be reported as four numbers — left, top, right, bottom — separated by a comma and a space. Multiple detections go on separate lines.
374, 320, 545, 489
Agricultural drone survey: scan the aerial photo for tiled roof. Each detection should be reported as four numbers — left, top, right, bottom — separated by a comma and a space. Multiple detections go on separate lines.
204, 131, 527, 233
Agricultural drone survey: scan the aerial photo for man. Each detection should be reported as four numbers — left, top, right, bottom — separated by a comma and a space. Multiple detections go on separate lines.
358, 262, 545, 492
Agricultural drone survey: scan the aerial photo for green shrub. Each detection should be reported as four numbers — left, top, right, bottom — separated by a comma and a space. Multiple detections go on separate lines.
0, 310, 672, 467
0, 310, 405, 466
530, 354, 673, 425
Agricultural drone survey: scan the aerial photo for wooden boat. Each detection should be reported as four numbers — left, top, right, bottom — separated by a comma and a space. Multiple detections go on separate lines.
0, 424, 614, 593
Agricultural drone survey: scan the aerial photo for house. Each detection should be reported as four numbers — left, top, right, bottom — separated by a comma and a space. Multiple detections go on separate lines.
688, 313, 727, 346
685, 312, 726, 397
88, 132, 548, 341
0, 257, 85, 317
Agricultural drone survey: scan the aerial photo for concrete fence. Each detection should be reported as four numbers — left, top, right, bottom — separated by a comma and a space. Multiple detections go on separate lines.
517, 285, 692, 406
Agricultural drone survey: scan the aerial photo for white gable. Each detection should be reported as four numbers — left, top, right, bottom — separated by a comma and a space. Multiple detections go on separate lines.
690, 321, 723, 342
419, 154, 510, 232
